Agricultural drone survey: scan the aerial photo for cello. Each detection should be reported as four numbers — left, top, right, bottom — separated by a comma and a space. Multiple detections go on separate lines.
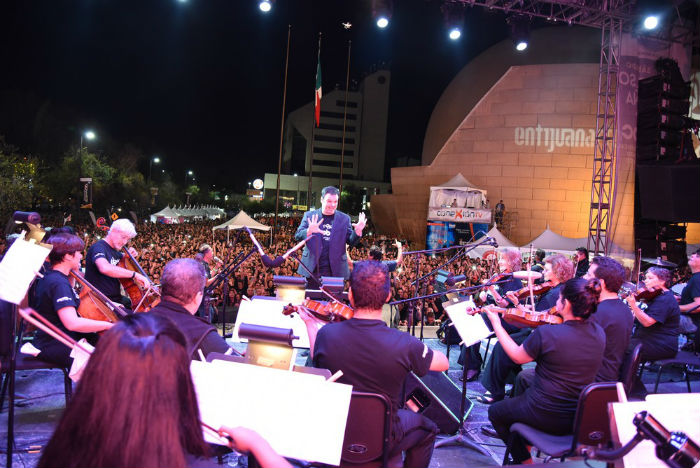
70, 270, 128, 323
117, 247, 160, 312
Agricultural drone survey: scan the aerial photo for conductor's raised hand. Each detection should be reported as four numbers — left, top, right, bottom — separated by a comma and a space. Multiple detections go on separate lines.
353, 212, 367, 236
306, 214, 322, 235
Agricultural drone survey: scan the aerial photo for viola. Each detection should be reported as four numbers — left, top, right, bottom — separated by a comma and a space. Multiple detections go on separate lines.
510, 281, 554, 301
282, 298, 354, 322
475, 305, 562, 328
117, 247, 160, 312
70, 270, 127, 323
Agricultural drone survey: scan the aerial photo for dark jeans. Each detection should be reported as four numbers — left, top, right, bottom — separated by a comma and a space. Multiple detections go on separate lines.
489, 393, 573, 464
626, 337, 678, 397
36, 340, 72, 368
481, 329, 531, 399
458, 343, 482, 370
389, 409, 438, 468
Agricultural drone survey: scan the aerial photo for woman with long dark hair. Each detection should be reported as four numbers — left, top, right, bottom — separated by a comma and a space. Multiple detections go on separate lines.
39, 314, 291, 468
485, 277, 606, 465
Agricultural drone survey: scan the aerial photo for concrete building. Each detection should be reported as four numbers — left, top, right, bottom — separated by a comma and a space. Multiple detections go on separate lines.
264, 69, 391, 208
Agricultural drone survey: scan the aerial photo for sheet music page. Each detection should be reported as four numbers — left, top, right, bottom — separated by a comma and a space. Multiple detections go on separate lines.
611, 393, 700, 468
444, 298, 494, 346
0, 237, 51, 304
190, 359, 352, 465
233, 298, 310, 348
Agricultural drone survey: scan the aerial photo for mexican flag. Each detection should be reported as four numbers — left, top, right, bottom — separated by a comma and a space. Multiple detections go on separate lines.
314, 51, 322, 127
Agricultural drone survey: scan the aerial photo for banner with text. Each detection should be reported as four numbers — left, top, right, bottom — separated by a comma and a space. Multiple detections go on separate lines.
427, 207, 491, 224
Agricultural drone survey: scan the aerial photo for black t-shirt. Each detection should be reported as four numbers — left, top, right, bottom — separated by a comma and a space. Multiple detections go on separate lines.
317, 213, 335, 276
85, 239, 124, 301
32, 269, 81, 346
632, 290, 680, 353
591, 298, 634, 382
680, 272, 700, 310
523, 320, 605, 415
536, 283, 563, 312
313, 319, 434, 418
383, 260, 398, 273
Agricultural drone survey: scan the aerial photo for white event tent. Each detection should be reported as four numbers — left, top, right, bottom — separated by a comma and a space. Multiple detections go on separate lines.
429, 173, 487, 209
468, 226, 517, 259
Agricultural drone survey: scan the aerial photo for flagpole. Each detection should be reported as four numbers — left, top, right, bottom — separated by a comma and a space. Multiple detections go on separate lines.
339, 39, 351, 196
308, 32, 322, 209
273, 24, 292, 246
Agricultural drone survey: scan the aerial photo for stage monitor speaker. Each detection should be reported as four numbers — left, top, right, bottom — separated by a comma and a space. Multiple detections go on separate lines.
637, 163, 700, 222
403, 371, 472, 435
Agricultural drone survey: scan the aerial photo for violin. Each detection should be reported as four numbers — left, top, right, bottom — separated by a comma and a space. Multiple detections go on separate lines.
475, 305, 562, 328
620, 285, 664, 303
472, 272, 511, 306
509, 281, 554, 301
70, 270, 127, 323
117, 247, 160, 312
282, 298, 354, 322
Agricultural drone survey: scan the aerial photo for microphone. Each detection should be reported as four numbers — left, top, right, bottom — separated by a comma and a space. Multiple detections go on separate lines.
13, 211, 41, 224
259, 235, 314, 268
485, 236, 498, 248
245, 226, 265, 256
213, 256, 224, 264
282, 235, 313, 259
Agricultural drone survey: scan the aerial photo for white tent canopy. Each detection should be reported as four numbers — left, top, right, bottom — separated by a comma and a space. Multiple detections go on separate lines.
429, 173, 487, 209
213, 210, 271, 232
150, 205, 181, 223
521, 227, 586, 255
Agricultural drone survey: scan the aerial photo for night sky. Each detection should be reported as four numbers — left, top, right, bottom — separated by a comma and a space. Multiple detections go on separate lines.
0, 1, 525, 193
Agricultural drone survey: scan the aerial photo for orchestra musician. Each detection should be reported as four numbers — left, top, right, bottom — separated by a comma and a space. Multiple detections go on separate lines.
460, 247, 524, 381
625, 267, 680, 366
584, 256, 633, 382
478, 254, 574, 405
485, 277, 605, 465
294, 186, 366, 287
84, 219, 149, 309
31, 232, 113, 367
194, 243, 220, 321
679, 249, 700, 352
38, 314, 291, 468
145, 258, 235, 360
298, 260, 449, 468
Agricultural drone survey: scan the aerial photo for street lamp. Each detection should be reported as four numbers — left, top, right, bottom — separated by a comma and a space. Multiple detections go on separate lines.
79, 130, 96, 154
149, 156, 160, 185
294, 173, 300, 207
185, 170, 193, 186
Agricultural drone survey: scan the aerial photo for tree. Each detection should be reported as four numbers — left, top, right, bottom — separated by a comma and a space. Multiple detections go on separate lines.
0, 139, 40, 220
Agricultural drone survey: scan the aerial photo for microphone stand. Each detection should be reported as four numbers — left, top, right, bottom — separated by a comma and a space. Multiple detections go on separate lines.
210, 248, 256, 339
403, 237, 496, 341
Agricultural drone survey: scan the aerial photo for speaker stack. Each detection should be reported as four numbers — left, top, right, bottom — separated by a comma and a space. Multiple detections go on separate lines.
635, 58, 700, 265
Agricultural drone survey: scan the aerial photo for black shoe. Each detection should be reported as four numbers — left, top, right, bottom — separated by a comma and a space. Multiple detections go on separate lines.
480, 425, 499, 438
459, 369, 481, 382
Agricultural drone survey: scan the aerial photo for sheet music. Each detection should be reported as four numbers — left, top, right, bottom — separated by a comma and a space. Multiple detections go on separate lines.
610, 393, 700, 468
0, 237, 51, 304
190, 359, 352, 465
233, 297, 310, 348
444, 297, 494, 346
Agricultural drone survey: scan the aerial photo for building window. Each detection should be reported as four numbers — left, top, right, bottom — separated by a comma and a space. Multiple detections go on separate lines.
313, 147, 355, 156
314, 135, 355, 144
320, 111, 357, 120
313, 160, 354, 168
335, 100, 358, 108
318, 123, 356, 132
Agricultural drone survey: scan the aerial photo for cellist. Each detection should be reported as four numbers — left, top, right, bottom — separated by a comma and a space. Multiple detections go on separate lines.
31, 232, 112, 367
85, 219, 149, 309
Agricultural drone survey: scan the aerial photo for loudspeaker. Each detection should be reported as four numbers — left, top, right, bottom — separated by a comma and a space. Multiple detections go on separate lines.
402, 371, 472, 435
637, 162, 700, 222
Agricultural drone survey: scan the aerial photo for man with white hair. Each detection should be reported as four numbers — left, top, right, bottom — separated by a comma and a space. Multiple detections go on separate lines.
85, 218, 150, 308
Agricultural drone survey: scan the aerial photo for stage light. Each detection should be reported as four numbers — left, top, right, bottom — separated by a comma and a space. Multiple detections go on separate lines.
643, 15, 659, 30
372, 0, 392, 29
508, 15, 530, 52
442, 3, 464, 42
259, 0, 272, 13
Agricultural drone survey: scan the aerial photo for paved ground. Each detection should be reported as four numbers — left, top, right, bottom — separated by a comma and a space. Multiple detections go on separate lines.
1, 335, 696, 468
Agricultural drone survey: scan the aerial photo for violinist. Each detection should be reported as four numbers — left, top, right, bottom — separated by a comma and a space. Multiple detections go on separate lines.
38, 314, 291, 468
679, 249, 700, 352
194, 243, 221, 321
478, 254, 573, 405
625, 267, 680, 364
584, 256, 633, 382
85, 219, 149, 309
31, 232, 113, 367
486, 278, 605, 464
460, 247, 524, 381
298, 261, 449, 468
145, 258, 234, 360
